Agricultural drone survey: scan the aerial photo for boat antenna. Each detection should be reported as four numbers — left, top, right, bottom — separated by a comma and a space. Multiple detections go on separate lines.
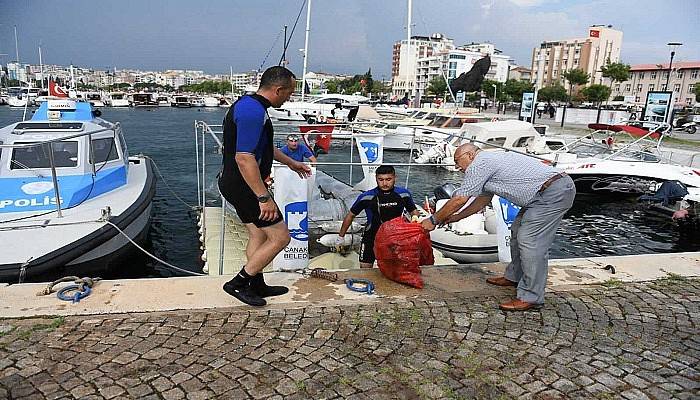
278, 0, 307, 66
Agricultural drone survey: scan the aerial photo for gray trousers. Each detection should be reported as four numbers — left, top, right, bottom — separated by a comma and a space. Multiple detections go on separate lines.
504, 176, 576, 304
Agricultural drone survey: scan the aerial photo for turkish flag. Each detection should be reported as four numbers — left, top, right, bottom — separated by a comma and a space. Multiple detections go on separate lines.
589, 30, 600, 38
49, 80, 69, 97
313, 134, 331, 155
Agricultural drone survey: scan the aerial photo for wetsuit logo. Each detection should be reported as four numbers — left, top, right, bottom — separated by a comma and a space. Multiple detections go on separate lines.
285, 201, 308, 241
360, 142, 379, 163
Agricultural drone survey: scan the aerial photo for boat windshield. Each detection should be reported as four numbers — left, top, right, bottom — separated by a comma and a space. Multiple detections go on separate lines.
429, 116, 450, 127
10, 141, 79, 169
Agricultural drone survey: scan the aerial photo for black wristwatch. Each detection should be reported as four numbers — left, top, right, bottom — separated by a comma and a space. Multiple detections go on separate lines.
257, 194, 271, 203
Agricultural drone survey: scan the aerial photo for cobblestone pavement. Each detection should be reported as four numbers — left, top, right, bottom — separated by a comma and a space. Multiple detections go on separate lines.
1, 278, 698, 399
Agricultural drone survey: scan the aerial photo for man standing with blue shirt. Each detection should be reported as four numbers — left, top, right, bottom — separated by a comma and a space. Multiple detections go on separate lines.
280, 134, 317, 163
421, 143, 575, 311
337, 165, 420, 268
218, 66, 311, 307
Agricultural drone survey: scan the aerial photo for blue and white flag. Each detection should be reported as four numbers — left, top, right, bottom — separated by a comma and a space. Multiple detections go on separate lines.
272, 166, 312, 270
353, 133, 384, 191
491, 195, 521, 263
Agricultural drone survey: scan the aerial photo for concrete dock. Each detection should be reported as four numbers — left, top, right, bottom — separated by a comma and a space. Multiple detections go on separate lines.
0, 252, 698, 399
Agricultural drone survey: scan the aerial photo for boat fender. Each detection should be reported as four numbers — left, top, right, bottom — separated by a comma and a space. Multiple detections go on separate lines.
317, 233, 361, 247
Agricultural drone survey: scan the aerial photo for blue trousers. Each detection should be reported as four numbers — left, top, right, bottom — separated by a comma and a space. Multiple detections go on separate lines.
504, 176, 576, 304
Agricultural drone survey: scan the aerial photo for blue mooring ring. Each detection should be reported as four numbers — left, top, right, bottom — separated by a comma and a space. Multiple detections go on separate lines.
56, 284, 92, 303
345, 278, 375, 295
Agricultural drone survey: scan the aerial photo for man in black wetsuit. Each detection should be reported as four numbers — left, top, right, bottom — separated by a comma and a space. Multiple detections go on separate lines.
218, 66, 311, 307
337, 165, 420, 268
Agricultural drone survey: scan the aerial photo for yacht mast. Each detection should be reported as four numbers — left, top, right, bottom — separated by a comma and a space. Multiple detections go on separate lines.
301, 0, 311, 101
14, 26, 19, 65
38, 45, 44, 90
230, 66, 234, 97
407, 0, 412, 104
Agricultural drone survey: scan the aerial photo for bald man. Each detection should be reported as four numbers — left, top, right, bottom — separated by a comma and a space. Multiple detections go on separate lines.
421, 143, 576, 311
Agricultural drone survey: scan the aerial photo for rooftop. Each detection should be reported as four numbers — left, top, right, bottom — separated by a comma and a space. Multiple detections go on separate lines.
631, 61, 700, 71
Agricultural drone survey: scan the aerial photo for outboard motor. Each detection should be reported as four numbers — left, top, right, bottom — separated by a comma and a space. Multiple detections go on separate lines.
434, 183, 458, 200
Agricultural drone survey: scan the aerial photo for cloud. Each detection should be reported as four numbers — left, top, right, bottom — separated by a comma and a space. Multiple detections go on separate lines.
481, 0, 496, 17
508, 0, 550, 6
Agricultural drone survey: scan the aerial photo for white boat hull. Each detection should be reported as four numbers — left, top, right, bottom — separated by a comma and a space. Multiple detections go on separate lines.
429, 228, 499, 263
0, 157, 156, 282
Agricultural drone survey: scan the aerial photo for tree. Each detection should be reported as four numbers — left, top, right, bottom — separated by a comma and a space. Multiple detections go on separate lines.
600, 61, 630, 101
325, 79, 340, 94
537, 84, 568, 103
601, 61, 630, 85
503, 79, 534, 102
481, 79, 508, 102
694, 84, 700, 103
427, 76, 447, 97
562, 69, 589, 99
580, 84, 612, 105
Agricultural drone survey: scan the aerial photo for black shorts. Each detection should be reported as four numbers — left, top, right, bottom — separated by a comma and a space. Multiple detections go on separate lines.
220, 180, 283, 228
358, 228, 378, 264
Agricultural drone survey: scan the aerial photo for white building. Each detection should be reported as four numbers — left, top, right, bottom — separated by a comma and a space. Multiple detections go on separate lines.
303, 71, 352, 93
7, 62, 28, 83
391, 33, 455, 97
415, 43, 512, 97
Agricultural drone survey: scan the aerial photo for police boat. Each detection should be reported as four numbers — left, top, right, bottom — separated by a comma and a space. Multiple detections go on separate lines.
0, 100, 156, 282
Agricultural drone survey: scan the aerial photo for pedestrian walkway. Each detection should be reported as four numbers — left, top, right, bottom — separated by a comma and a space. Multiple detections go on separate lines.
1, 274, 698, 399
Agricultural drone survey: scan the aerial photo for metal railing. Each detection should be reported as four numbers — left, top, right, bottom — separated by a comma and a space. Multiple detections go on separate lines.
0, 123, 122, 220
194, 119, 474, 275
193, 118, 579, 275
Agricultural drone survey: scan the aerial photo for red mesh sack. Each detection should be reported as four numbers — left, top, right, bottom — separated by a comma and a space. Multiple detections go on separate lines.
373, 217, 435, 288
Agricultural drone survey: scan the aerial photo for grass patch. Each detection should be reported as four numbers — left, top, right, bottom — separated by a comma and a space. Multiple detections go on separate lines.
338, 376, 352, 386
295, 380, 306, 391
602, 278, 623, 288
15, 317, 65, 340
0, 326, 16, 338
656, 272, 689, 285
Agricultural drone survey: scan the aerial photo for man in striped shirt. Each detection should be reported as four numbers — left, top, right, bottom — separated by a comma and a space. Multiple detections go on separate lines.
421, 143, 576, 311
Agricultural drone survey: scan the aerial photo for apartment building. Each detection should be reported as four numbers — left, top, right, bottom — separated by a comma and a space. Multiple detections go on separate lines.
531, 25, 623, 89
391, 33, 454, 96
415, 43, 512, 96
612, 61, 700, 105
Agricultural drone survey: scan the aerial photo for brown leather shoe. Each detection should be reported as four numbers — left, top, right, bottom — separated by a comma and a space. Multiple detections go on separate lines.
499, 299, 543, 311
486, 276, 517, 287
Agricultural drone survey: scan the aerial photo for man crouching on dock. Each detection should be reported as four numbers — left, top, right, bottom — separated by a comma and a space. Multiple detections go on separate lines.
218, 66, 311, 306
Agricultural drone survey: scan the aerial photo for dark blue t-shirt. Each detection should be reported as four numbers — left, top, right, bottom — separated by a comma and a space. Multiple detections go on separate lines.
281, 143, 314, 161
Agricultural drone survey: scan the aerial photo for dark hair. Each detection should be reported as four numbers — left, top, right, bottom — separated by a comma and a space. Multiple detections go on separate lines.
375, 165, 395, 175
260, 66, 296, 89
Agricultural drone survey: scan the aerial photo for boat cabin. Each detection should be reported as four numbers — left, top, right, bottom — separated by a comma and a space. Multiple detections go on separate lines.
0, 100, 130, 214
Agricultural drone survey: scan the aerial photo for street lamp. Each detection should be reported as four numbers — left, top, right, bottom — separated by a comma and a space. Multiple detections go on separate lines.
665, 42, 682, 91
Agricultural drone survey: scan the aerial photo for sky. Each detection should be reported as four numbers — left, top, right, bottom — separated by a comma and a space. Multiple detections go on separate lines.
1, 0, 698, 78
